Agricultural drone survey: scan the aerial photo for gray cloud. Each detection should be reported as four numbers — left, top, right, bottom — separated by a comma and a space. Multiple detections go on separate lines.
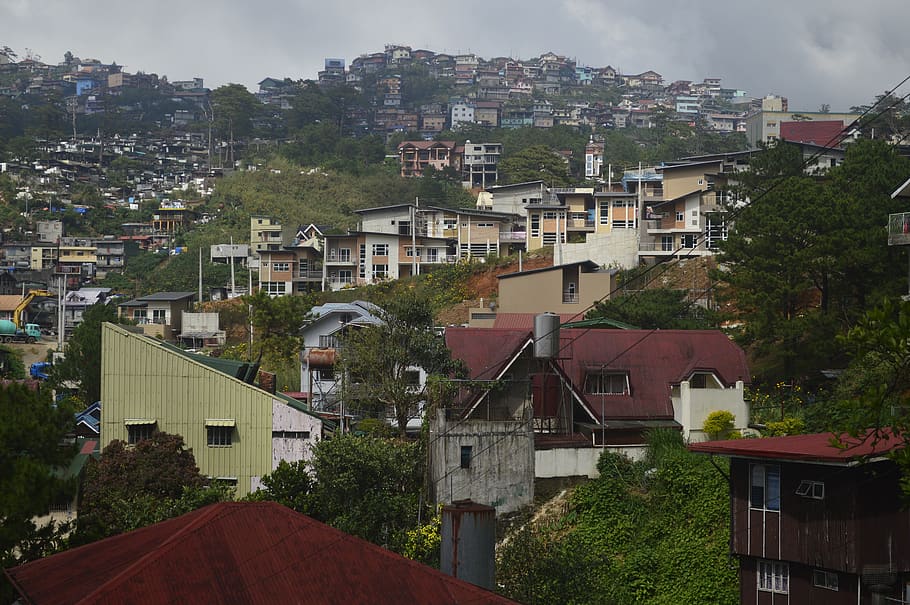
2, 0, 908, 111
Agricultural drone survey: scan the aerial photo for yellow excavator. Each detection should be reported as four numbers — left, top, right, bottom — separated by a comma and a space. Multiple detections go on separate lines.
0, 289, 53, 343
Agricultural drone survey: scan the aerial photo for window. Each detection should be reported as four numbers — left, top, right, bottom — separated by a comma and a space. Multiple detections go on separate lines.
688, 372, 716, 388
372, 243, 389, 256
338, 248, 351, 263
543, 211, 558, 220
405, 246, 416, 258
813, 569, 838, 591
681, 234, 697, 249
338, 269, 353, 284
207, 425, 233, 447
530, 214, 541, 237
584, 372, 629, 395
460, 445, 473, 469
661, 235, 673, 251
796, 480, 825, 500
403, 369, 421, 387
425, 248, 439, 263
751, 464, 781, 511
373, 264, 389, 279
676, 211, 684, 222
314, 367, 335, 381
263, 282, 287, 295
475, 222, 494, 228
272, 430, 311, 439
152, 309, 167, 324
126, 421, 155, 444
758, 560, 789, 594
272, 262, 290, 272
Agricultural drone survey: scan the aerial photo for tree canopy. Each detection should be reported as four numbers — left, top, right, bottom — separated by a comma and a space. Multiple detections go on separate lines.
250, 434, 424, 553
498, 144, 572, 186
75, 432, 231, 544
715, 139, 910, 383
0, 383, 76, 570
52, 303, 128, 406
338, 291, 464, 436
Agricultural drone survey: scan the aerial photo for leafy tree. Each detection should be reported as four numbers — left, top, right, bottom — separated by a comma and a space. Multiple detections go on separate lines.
587, 288, 714, 329
830, 298, 910, 494
0, 384, 77, 570
75, 432, 230, 543
251, 434, 424, 553
339, 291, 464, 436
52, 303, 128, 406
499, 144, 572, 186
211, 83, 261, 143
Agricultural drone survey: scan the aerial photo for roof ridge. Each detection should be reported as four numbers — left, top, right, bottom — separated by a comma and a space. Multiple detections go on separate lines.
74, 503, 234, 604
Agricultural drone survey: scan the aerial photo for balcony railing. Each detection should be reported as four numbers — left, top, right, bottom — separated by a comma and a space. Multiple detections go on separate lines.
499, 231, 527, 242
562, 291, 579, 304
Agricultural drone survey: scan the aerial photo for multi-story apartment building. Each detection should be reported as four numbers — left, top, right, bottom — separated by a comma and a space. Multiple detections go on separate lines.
92, 237, 125, 277
461, 141, 502, 189
397, 141, 462, 178
250, 216, 296, 257
321, 203, 522, 290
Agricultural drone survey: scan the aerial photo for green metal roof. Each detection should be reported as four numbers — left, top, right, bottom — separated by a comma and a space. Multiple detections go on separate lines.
560, 316, 639, 330
157, 341, 261, 384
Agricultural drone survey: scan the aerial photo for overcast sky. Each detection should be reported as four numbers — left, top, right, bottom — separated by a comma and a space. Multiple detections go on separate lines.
3, 0, 909, 112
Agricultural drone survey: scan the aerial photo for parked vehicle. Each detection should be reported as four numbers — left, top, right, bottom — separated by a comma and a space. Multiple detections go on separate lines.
29, 361, 51, 380
0, 319, 41, 344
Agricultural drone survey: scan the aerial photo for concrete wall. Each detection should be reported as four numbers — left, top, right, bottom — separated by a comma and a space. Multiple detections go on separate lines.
674, 379, 748, 443
430, 410, 534, 513
535, 444, 649, 478
562, 230, 639, 269
270, 400, 322, 469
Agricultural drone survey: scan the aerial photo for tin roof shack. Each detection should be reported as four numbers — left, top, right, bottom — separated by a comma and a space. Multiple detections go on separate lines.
101, 323, 326, 496
689, 432, 909, 605
5, 502, 518, 605
178, 312, 225, 349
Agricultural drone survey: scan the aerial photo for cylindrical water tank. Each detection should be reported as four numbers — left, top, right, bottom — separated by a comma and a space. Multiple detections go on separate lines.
440, 500, 496, 590
534, 312, 560, 359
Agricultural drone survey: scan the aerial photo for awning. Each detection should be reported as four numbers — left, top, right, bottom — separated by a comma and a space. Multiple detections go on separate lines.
205, 419, 236, 427
124, 418, 156, 425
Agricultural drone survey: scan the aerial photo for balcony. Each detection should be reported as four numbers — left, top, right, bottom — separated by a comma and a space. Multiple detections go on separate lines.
499, 231, 527, 242
888, 212, 910, 246
562, 291, 579, 304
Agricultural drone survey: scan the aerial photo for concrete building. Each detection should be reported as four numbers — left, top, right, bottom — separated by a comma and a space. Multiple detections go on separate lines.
117, 291, 196, 341
461, 141, 502, 189
495, 261, 617, 315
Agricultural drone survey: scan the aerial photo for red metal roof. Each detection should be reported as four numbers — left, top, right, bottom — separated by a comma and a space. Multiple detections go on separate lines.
445, 328, 532, 380
688, 430, 903, 463
5, 502, 517, 605
557, 329, 749, 421
446, 328, 749, 422
779, 120, 845, 147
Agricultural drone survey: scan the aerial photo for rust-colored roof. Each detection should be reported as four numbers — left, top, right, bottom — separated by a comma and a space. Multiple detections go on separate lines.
779, 120, 845, 147
446, 328, 749, 422
5, 502, 517, 605
397, 140, 457, 151
445, 328, 532, 381
557, 329, 749, 421
689, 430, 902, 463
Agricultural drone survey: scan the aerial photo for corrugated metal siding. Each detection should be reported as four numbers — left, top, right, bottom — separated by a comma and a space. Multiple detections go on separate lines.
101, 323, 274, 496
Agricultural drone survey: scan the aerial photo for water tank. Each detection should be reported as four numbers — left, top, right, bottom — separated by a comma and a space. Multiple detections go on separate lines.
440, 500, 496, 590
534, 312, 560, 359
